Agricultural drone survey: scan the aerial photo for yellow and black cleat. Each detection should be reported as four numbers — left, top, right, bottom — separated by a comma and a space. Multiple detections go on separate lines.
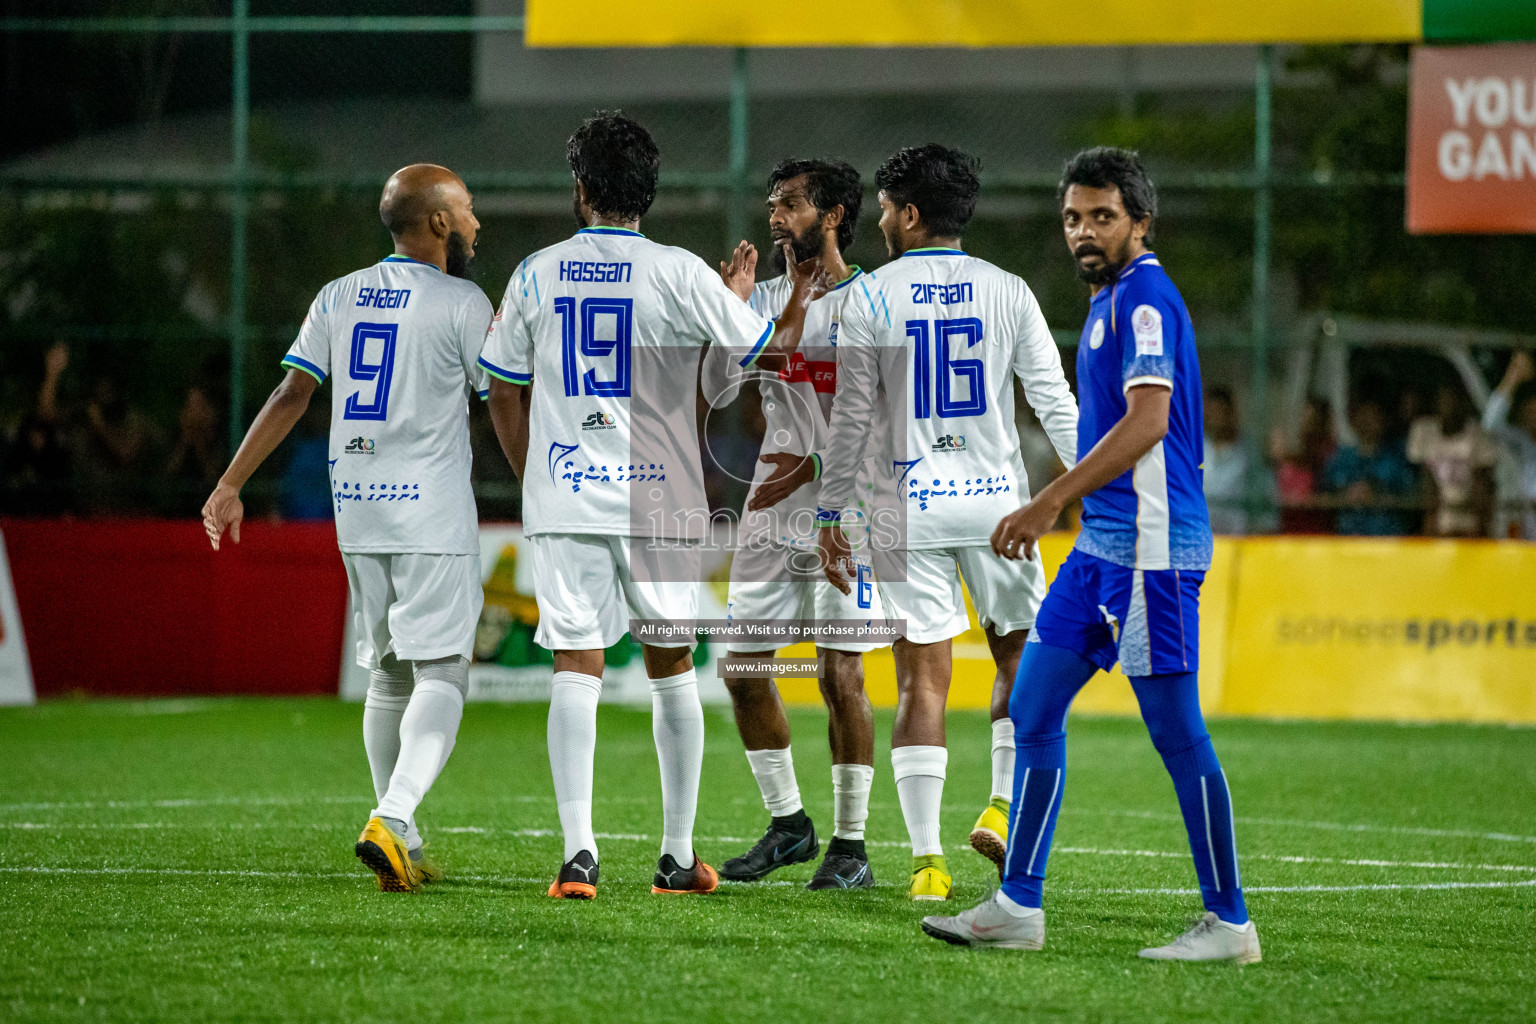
969, 797, 1010, 877
412, 844, 445, 885
909, 853, 953, 901
355, 817, 423, 893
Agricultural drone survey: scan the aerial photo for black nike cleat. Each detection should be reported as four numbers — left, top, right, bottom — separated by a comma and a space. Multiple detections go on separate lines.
651, 851, 718, 894
806, 837, 875, 890
548, 849, 599, 899
719, 814, 819, 882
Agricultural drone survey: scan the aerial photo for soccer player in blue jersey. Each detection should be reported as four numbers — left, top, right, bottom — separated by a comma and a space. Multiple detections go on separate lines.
920, 148, 1261, 962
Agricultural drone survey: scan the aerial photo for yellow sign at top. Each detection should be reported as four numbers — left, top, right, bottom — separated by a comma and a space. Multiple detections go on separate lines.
526, 0, 1422, 48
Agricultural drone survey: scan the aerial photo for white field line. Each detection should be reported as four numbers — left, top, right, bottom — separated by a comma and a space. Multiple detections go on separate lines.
1053, 845, 1536, 873
5, 796, 1533, 846
7, 822, 1536, 875
1083, 809, 1536, 844
3, 865, 1534, 895
1094, 879, 1536, 895
0, 795, 538, 812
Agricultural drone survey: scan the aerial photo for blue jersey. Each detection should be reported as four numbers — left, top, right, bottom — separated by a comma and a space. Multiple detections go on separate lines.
1073, 253, 1212, 571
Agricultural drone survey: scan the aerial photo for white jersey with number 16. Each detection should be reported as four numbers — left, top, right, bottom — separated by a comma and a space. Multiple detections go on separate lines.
817, 248, 1078, 549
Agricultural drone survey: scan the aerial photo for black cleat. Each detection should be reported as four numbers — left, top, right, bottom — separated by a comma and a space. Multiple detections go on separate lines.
651, 852, 719, 894
719, 814, 819, 882
548, 849, 599, 899
806, 837, 875, 890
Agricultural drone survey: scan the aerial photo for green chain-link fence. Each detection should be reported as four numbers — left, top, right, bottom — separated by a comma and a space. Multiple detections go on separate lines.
3, 6, 1534, 527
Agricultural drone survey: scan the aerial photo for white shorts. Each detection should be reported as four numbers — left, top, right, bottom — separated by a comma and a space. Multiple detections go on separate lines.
876, 545, 1046, 645
528, 533, 700, 650
724, 546, 890, 654
344, 552, 483, 669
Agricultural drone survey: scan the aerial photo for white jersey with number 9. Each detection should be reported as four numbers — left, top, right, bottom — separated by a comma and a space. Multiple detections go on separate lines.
282, 254, 493, 556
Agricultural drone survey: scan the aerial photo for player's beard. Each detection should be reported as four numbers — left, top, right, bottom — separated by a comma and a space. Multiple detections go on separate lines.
446, 231, 474, 279
572, 191, 588, 232
1073, 238, 1128, 286
770, 221, 821, 274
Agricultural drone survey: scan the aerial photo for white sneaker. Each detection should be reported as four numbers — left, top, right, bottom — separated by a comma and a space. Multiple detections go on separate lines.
1138, 912, 1262, 964
920, 892, 1045, 950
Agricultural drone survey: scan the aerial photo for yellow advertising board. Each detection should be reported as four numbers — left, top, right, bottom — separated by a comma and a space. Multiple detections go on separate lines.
1220, 537, 1536, 723
526, 0, 1421, 48
777, 532, 1236, 716
779, 534, 1536, 726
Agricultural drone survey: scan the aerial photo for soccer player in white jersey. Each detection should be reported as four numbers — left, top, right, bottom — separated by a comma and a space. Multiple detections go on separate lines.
201, 164, 492, 892
701, 160, 891, 891
815, 145, 1079, 900
480, 113, 820, 899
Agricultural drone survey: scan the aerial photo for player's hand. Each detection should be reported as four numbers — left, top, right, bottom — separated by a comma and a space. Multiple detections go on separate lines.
818, 522, 854, 595
991, 497, 1061, 562
44, 341, 69, 378
746, 452, 816, 511
719, 240, 758, 302
783, 242, 833, 303
1506, 350, 1535, 387
202, 482, 244, 551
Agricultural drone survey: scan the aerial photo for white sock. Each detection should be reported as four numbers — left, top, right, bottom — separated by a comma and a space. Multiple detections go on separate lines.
991, 717, 1015, 802
832, 763, 874, 840
651, 668, 704, 868
891, 744, 947, 857
362, 665, 412, 803
548, 671, 602, 862
996, 889, 1041, 918
372, 679, 464, 824
745, 747, 802, 817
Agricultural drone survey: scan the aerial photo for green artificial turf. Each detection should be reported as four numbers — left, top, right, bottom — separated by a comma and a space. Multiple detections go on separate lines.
1, 698, 1533, 1022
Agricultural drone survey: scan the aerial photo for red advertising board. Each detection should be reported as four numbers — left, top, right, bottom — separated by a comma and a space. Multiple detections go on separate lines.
1407, 43, 1536, 234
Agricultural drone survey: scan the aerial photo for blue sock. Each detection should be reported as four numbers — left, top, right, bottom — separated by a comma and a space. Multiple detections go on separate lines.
1130, 672, 1248, 925
998, 642, 1098, 909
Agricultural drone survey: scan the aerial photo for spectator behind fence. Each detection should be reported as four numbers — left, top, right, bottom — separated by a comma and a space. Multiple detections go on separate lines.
73, 371, 156, 514
1202, 387, 1275, 534
1, 342, 74, 515
1270, 395, 1335, 533
1323, 398, 1416, 536
1483, 351, 1536, 539
163, 383, 225, 504
1408, 381, 1497, 537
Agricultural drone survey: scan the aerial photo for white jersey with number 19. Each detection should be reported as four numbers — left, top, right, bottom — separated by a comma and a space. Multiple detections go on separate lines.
282, 254, 493, 556
478, 226, 774, 540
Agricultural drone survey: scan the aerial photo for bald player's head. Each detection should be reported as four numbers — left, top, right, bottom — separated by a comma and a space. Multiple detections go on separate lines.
379, 164, 479, 278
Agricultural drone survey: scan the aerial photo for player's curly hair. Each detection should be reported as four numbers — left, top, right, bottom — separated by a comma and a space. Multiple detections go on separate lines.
567, 111, 660, 223
874, 144, 980, 239
767, 159, 863, 253
1059, 147, 1158, 242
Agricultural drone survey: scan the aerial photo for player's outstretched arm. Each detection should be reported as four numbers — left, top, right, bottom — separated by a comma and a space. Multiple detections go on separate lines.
202, 368, 317, 550
992, 383, 1170, 562
486, 378, 532, 483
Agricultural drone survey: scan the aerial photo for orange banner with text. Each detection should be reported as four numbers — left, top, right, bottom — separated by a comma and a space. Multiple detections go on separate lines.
1407, 43, 1536, 234
778, 534, 1536, 725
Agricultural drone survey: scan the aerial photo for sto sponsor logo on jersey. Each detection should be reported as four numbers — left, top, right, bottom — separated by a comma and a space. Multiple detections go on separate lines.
1089, 318, 1106, 349
581, 411, 616, 431
931, 434, 967, 453
343, 436, 376, 456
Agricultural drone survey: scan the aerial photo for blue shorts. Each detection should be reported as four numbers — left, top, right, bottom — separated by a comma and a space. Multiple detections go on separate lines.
1030, 548, 1202, 677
